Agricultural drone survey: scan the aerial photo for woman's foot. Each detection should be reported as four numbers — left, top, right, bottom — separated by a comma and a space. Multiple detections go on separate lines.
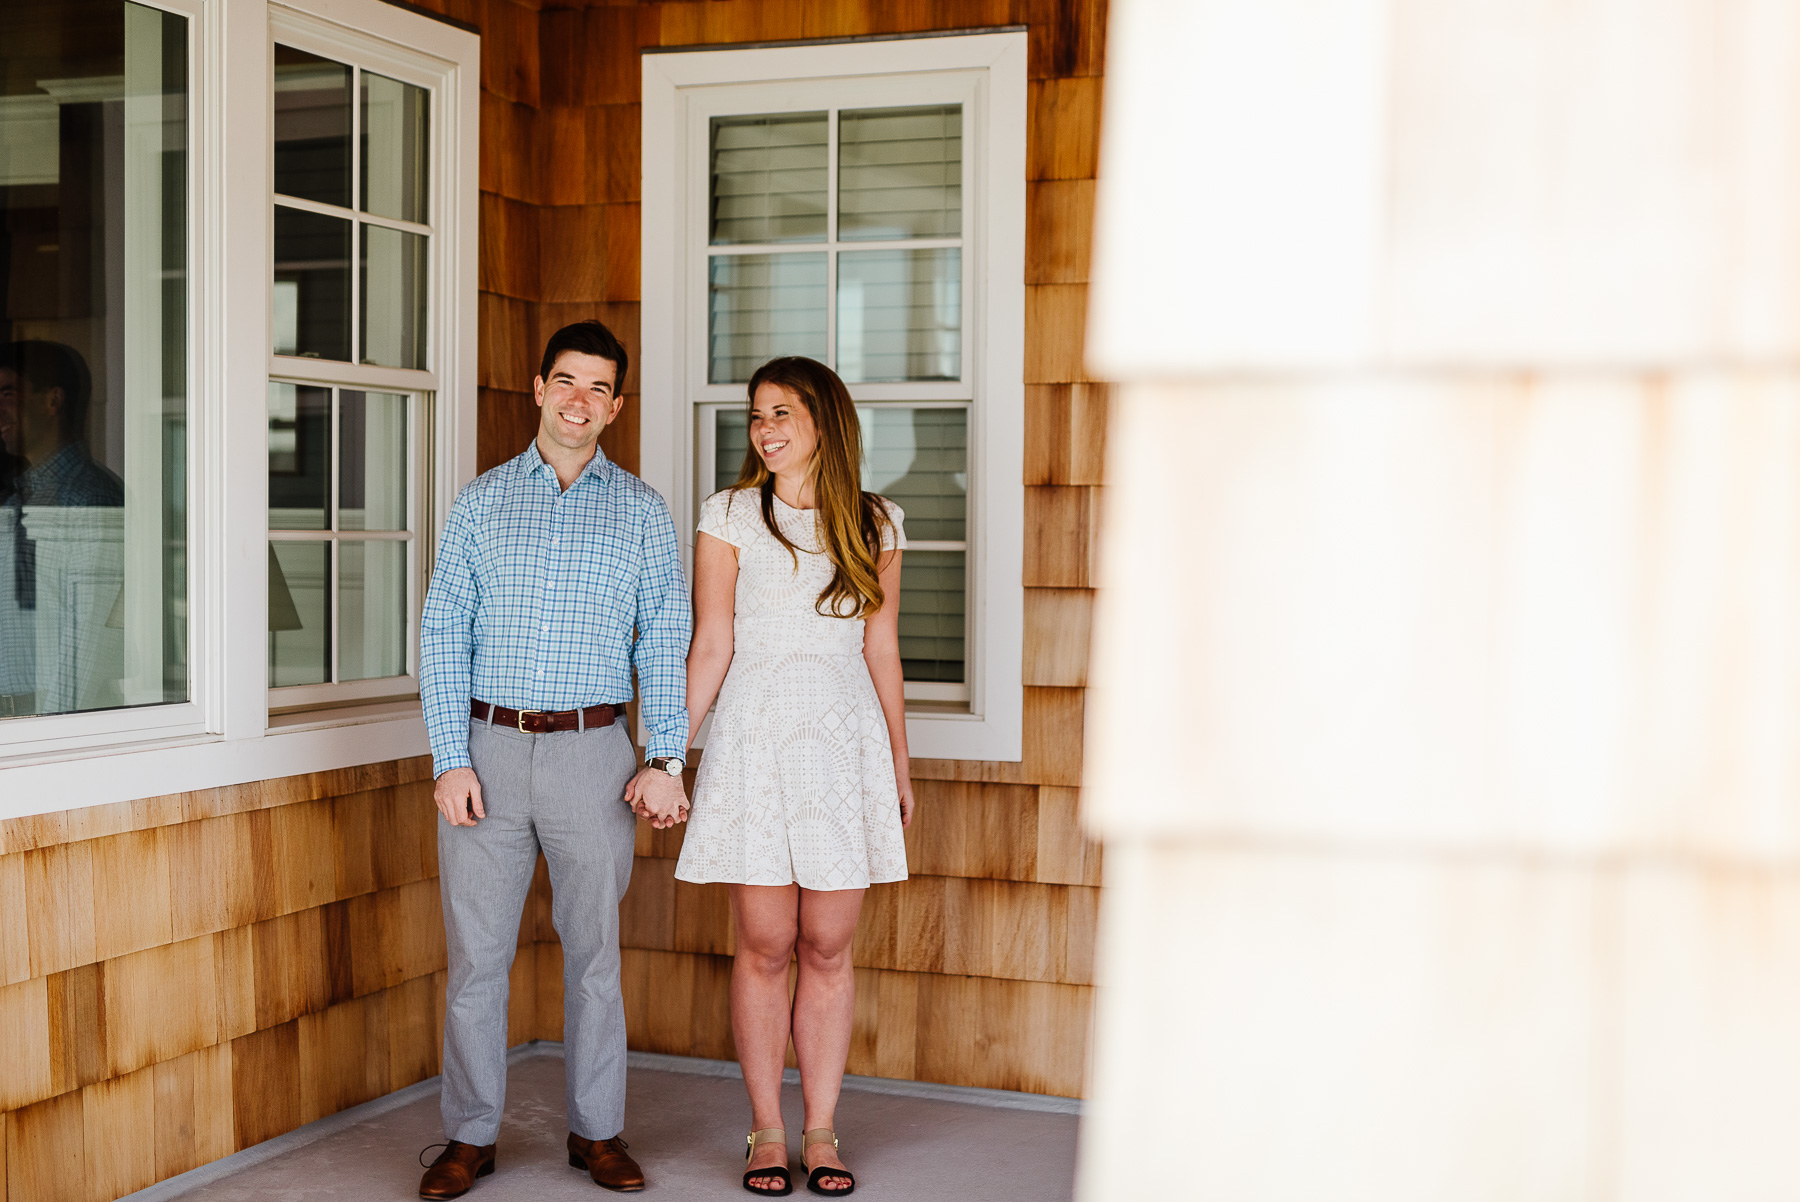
801, 1129, 854, 1196
743, 1127, 791, 1195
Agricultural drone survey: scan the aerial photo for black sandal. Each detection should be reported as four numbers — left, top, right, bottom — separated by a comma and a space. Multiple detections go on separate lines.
743, 1127, 792, 1196
802, 1129, 854, 1196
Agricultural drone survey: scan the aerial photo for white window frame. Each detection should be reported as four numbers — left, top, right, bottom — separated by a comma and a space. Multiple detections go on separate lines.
265, 6, 445, 711
0, 0, 477, 819
641, 31, 1026, 763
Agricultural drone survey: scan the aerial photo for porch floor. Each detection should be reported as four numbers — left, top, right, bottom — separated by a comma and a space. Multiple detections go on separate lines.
139, 1046, 1080, 1202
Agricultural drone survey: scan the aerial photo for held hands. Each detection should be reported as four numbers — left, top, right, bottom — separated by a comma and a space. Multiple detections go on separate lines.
625, 765, 690, 829
434, 767, 485, 827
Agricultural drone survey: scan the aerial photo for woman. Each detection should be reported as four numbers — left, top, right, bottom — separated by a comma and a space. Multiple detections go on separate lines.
676, 356, 913, 1196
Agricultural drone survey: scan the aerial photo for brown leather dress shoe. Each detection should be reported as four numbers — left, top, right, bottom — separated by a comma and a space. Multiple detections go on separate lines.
419, 1140, 496, 1199
568, 1131, 646, 1192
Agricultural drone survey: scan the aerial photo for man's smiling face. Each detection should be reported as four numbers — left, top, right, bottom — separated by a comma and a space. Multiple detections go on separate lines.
533, 350, 622, 455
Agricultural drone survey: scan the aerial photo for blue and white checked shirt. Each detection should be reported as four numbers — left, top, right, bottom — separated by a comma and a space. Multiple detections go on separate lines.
418, 442, 691, 776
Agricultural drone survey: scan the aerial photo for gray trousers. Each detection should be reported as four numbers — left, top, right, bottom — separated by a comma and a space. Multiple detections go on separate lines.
438, 716, 638, 1145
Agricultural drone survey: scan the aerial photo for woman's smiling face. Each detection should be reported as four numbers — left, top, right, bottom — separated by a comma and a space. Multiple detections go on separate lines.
749, 381, 818, 478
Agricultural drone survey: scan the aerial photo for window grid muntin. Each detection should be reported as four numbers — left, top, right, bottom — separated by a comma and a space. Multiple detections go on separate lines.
268, 377, 417, 691
696, 398, 971, 701
703, 103, 966, 389
272, 45, 433, 371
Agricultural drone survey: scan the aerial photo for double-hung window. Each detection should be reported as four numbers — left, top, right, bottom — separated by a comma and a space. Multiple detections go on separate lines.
267, 30, 434, 708
642, 32, 1027, 761
0, 0, 477, 816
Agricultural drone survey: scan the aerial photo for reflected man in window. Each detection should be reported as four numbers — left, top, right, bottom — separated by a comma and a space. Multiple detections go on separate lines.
0, 341, 124, 717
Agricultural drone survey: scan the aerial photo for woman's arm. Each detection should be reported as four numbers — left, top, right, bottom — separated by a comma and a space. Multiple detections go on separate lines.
686, 530, 740, 742
862, 548, 913, 827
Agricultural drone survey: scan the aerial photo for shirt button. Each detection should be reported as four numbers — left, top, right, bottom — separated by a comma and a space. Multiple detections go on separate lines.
541, 624, 549, 633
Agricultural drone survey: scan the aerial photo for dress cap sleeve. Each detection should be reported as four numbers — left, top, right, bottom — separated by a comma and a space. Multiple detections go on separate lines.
698, 489, 749, 549
876, 496, 907, 551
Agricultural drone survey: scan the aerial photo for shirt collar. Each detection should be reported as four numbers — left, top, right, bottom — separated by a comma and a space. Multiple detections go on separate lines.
518, 440, 612, 489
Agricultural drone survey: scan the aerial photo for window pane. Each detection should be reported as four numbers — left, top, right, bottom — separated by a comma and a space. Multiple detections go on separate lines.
858, 406, 966, 542
898, 550, 964, 683
0, 0, 190, 718
714, 406, 749, 491
340, 391, 408, 531
274, 45, 351, 208
710, 113, 827, 245
268, 383, 330, 530
837, 249, 960, 382
360, 225, 426, 369
708, 253, 827, 384
274, 206, 351, 361
361, 72, 429, 224
338, 540, 406, 681
838, 105, 961, 241
269, 541, 329, 686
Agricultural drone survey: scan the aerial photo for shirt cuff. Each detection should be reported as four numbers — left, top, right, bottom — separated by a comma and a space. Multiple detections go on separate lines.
432, 749, 472, 777
644, 734, 687, 762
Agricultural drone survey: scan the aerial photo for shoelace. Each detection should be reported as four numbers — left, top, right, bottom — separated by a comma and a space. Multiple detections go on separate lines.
419, 1142, 450, 1168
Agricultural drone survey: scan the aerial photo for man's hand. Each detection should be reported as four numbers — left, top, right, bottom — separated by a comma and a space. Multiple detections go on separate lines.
624, 766, 688, 829
435, 767, 485, 827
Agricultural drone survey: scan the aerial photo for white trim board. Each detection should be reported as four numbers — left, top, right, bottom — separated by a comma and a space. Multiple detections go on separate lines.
639, 31, 1027, 763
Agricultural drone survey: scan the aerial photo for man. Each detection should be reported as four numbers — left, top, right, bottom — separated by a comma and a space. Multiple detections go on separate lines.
0, 341, 121, 717
417, 320, 691, 1198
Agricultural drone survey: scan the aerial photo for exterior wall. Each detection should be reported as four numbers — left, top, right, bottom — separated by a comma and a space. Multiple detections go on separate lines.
0, 761, 459, 1202
465, 0, 1110, 1100
0, 1, 1107, 1197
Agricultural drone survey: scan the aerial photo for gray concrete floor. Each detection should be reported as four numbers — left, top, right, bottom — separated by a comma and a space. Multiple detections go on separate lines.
146, 1048, 1079, 1202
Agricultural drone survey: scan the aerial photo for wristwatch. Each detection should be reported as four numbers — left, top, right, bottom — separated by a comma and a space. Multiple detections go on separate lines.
648, 756, 685, 777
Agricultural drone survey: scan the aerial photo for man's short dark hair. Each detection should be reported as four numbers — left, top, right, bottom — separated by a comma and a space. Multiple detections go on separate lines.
1, 340, 93, 440
539, 320, 628, 391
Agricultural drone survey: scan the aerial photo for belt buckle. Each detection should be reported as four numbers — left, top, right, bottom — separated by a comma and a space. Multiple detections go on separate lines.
516, 709, 544, 733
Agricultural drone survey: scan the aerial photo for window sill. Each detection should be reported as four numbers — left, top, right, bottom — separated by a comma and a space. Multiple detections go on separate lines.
0, 706, 428, 822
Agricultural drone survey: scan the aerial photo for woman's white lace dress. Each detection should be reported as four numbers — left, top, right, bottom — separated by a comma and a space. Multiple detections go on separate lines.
676, 488, 910, 891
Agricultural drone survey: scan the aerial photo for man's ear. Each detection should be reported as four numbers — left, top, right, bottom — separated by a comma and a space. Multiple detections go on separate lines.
532, 376, 546, 407
41, 386, 65, 416
603, 390, 627, 428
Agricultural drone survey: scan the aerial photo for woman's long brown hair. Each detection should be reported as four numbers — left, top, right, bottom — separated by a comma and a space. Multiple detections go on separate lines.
732, 356, 894, 619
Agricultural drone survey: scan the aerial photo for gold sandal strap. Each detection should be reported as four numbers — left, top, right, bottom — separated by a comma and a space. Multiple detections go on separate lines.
802, 1129, 838, 1149
747, 1128, 787, 1151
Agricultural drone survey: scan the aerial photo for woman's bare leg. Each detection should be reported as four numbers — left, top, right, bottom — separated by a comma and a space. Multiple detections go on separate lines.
732, 883, 800, 1190
792, 887, 866, 1191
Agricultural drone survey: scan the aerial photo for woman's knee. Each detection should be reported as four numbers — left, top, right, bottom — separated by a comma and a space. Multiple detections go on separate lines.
795, 928, 853, 974
735, 922, 797, 976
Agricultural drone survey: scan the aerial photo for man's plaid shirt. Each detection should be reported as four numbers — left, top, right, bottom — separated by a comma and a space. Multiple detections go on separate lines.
419, 442, 691, 776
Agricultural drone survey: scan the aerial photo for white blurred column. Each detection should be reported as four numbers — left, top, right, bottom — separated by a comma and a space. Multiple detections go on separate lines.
1079, 2, 1800, 1200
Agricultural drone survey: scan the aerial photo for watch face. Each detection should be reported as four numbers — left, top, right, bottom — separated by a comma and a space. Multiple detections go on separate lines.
661, 758, 684, 776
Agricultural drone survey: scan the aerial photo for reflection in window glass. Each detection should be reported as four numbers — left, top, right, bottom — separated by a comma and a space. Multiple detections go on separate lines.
361, 225, 427, 369
361, 72, 429, 224
708, 253, 827, 383
274, 45, 352, 207
838, 105, 961, 241
858, 407, 966, 542
837, 249, 960, 382
268, 540, 329, 687
710, 113, 828, 245
896, 550, 964, 683
268, 382, 330, 530
274, 206, 351, 361
340, 391, 408, 531
338, 540, 406, 681
0, 1, 190, 719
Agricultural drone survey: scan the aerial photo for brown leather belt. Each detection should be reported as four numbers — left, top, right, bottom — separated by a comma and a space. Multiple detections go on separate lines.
471, 699, 622, 734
